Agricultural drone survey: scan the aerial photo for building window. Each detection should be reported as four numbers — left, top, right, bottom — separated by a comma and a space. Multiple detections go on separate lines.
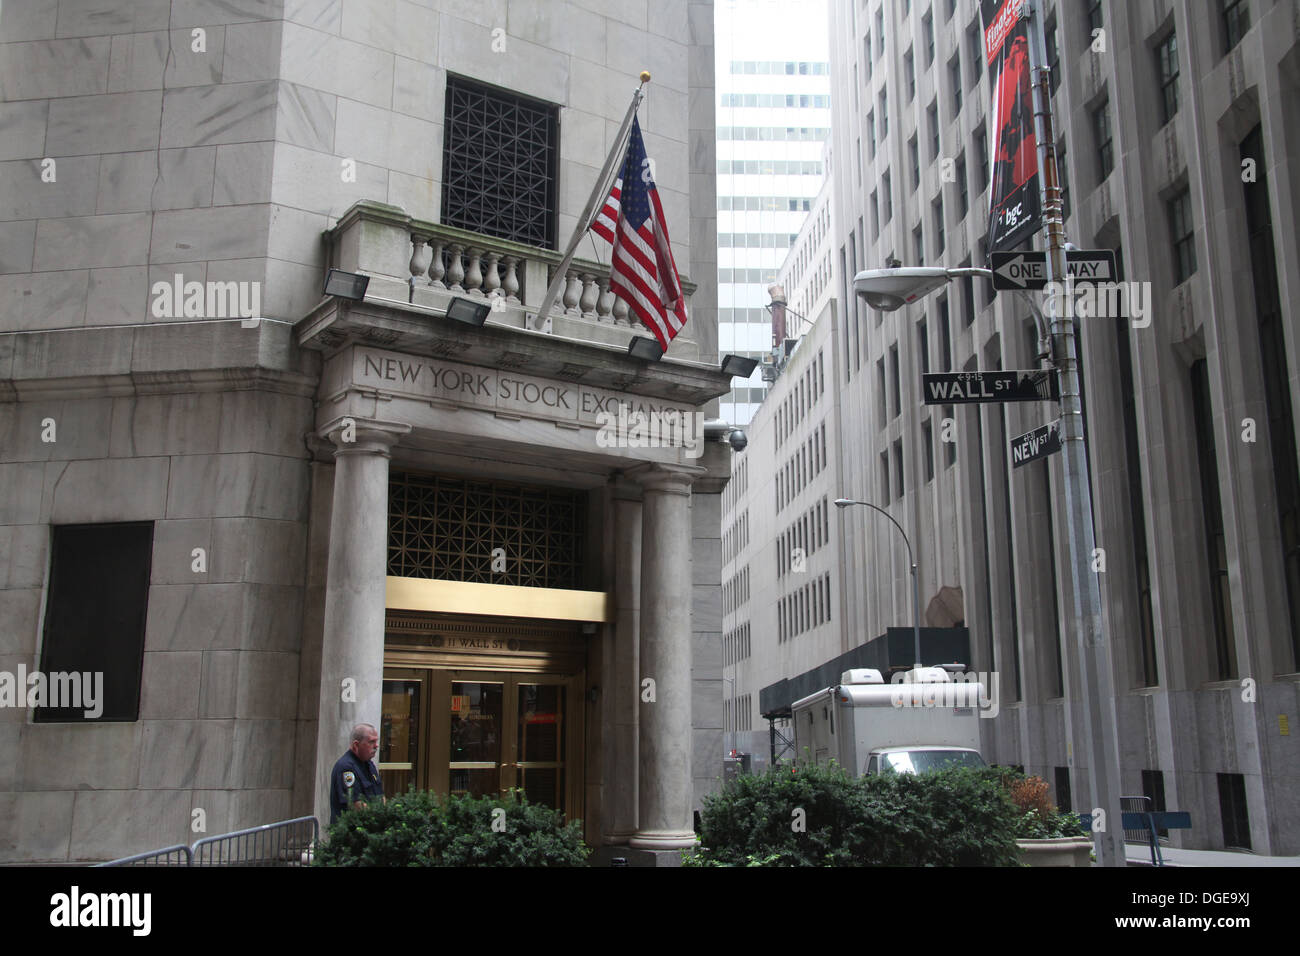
877, 359, 888, 428
975, 126, 989, 193
442, 76, 559, 249
968, 25, 983, 83
913, 225, 925, 265
939, 296, 952, 370
870, 189, 880, 238
918, 318, 930, 376
1093, 99, 1113, 181
893, 439, 905, 500
1057, 141, 1071, 220
928, 102, 940, 159
909, 136, 920, 192
922, 419, 935, 482
923, 11, 935, 66
882, 170, 893, 222
1222, 0, 1249, 54
933, 197, 945, 256
1157, 31, 1180, 124
1085, 0, 1104, 47
1168, 188, 1196, 284
1046, 15, 1061, 93
880, 89, 888, 138
881, 451, 891, 500
1191, 359, 1238, 680
36, 523, 154, 723
1241, 125, 1300, 666
950, 57, 963, 114
868, 110, 876, 157
890, 343, 901, 419
1217, 773, 1251, 849
876, 9, 885, 57
905, 49, 916, 102
956, 153, 969, 217
1054, 767, 1072, 811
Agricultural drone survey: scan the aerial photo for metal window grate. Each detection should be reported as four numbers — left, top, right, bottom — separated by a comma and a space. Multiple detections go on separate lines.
389, 472, 585, 589
442, 77, 558, 249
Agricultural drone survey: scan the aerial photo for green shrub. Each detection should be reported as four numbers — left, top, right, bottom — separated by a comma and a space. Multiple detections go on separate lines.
315, 789, 590, 867
688, 763, 1020, 867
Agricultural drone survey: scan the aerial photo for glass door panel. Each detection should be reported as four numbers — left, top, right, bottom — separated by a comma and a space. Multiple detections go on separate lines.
516, 682, 565, 810
380, 677, 422, 797
450, 681, 504, 797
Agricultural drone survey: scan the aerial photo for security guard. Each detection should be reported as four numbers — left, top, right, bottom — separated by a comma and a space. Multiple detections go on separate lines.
329, 722, 384, 825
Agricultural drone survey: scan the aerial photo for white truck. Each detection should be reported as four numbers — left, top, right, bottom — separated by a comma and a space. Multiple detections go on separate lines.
791, 667, 987, 777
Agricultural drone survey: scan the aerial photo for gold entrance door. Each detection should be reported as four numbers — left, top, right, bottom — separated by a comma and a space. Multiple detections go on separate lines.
380, 668, 581, 819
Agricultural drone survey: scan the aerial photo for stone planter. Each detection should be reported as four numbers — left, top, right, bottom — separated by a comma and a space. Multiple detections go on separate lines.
1016, 836, 1094, 867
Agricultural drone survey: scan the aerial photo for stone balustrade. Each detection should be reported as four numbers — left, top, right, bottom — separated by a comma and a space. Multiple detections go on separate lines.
324, 201, 697, 351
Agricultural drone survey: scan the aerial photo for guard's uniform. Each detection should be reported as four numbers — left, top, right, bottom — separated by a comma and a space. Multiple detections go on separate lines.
329, 749, 384, 825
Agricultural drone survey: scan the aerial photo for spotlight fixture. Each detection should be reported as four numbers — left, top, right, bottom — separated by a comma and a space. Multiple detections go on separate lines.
445, 296, 492, 327
720, 353, 759, 378
626, 336, 664, 361
323, 268, 370, 301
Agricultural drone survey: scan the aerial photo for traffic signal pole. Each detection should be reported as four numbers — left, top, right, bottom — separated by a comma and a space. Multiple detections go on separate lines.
1024, 0, 1125, 867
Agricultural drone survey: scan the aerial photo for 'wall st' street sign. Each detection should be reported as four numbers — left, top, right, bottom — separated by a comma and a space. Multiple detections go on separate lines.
1010, 419, 1063, 468
922, 370, 1058, 405
990, 249, 1118, 290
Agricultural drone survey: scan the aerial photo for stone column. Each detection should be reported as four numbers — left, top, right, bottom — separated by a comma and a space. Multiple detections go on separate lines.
313, 417, 411, 823
628, 464, 701, 850
603, 479, 642, 844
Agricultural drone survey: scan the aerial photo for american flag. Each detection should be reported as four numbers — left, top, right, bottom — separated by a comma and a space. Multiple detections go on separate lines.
591, 117, 687, 350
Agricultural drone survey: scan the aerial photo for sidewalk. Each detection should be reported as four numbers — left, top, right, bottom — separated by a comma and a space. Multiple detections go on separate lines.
1126, 842, 1300, 867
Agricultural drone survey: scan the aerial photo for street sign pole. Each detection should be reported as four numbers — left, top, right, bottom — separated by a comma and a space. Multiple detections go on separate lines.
1026, 0, 1124, 867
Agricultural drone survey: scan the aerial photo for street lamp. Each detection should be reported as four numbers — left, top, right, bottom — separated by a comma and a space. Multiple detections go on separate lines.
834, 498, 922, 672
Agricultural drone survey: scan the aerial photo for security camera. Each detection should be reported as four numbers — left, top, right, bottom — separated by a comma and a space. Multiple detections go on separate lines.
728, 429, 748, 452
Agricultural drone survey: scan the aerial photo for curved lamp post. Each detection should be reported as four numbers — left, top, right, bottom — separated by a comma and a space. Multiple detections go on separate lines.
834, 498, 922, 672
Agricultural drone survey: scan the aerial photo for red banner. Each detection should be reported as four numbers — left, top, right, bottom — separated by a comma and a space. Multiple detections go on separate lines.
982, 0, 1040, 252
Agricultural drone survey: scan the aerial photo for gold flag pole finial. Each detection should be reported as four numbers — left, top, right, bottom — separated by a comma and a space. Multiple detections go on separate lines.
640, 71, 651, 83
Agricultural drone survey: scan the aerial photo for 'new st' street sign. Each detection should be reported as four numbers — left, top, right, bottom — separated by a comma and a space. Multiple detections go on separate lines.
990, 249, 1118, 291
922, 370, 1058, 405
1010, 419, 1063, 468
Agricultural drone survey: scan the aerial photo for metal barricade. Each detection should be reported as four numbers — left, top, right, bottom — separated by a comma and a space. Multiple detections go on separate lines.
97, 844, 193, 867
190, 816, 319, 867
1120, 795, 1153, 843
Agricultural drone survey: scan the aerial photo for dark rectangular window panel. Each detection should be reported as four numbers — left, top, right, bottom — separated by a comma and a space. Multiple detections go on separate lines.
1086, 0, 1104, 42
928, 103, 940, 159
1222, 0, 1249, 54
1169, 188, 1196, 284
1054, 767, 1072, 811
442, 76, 559, 249
1142, 769, 1169, 836
939, 296, 952, 371
1241, 126, 1300, 666
918, 318, 930, 376
1057, 141, 1071, 221
890, 343, 901, 418
914, 225, 925, 265
923, 12, 935, 65
1094, 99, 1113, 181
905, 50, 916, 102
1046, 17, 1061, 93
909, 136, 920, 192
1042, 464, 1065, 698
968, 26, 983, 82
1191, 359, 1238, 678
933, 197, 945, 256
881, 451, 891, 501
956, 153, 969, 217
893, 439, 905, 500
975, 126, 989, 193
1157, 31, 1180, 124
1218, 772, 1251, 849
923, 419, 935, 482
1116, 298, 1158, 686
37, 523, 153, 722
950, 58, 963, 114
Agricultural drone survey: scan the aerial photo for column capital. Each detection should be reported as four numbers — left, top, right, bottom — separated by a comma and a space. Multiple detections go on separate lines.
318, 416, 412, 458
624, 462, 705, 496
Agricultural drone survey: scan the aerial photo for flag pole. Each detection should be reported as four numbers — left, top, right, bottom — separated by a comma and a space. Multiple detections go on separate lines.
529, 72, 651, 331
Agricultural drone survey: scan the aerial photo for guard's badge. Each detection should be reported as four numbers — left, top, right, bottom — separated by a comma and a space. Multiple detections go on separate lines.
342, 771, 356, 787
